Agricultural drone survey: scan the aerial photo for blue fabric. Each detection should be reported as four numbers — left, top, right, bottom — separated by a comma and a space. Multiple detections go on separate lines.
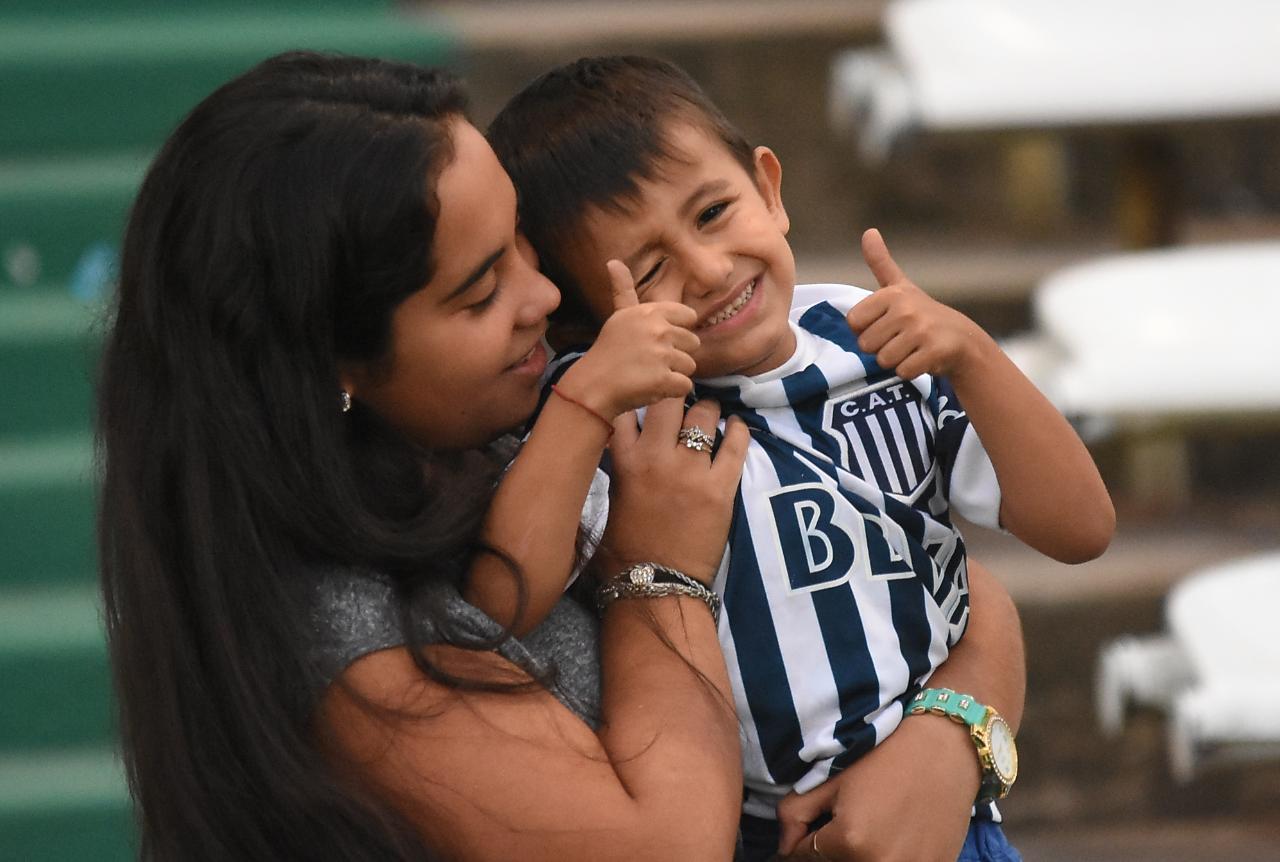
958, 819, 1023, 862
737, 815, 1020, 862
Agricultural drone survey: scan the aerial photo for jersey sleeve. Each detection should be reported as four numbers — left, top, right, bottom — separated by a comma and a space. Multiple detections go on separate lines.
526, 346, 588, 432
928, 376, 1003, 530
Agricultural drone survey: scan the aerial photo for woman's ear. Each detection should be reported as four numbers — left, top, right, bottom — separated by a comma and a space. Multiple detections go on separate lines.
752, 146, 790, 235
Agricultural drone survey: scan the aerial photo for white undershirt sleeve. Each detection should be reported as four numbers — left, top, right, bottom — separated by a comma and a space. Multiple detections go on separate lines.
948, 426, 1003, 531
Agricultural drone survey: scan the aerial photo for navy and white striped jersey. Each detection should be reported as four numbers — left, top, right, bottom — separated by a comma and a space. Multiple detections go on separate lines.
692, 283, 1001, 818
543, 283, 1002, 819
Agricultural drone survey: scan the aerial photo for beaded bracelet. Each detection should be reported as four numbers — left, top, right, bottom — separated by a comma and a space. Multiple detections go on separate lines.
596, 562, 721, 623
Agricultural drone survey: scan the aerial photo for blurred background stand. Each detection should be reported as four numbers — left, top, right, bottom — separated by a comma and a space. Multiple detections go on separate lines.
829, 0, 1280, 248
1096, 551, 1280, 782
827, 0, 1280, 508
1002, 242, 1280, 509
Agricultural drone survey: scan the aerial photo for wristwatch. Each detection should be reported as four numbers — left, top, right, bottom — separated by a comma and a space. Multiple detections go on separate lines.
907, 687, 1018, 803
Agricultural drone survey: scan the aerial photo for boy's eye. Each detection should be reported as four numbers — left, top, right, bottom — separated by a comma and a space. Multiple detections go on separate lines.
696, 201, 729, 228
635, 258, 665, 290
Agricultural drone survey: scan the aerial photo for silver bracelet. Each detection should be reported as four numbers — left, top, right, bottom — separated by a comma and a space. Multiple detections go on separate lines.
596, 562, 721, 623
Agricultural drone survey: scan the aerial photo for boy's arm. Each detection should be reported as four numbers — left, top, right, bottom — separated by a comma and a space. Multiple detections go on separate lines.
466, 263, 702, 635
850, 229, 1115, 563
943, 325, 1115, 562
464, 387, 614, 635
776, 558, 1025, 861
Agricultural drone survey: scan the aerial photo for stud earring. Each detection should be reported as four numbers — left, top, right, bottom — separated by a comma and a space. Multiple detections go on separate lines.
340, 390, 353, 413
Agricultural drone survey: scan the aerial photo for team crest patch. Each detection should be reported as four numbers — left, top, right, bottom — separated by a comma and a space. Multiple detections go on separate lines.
822, 376, 936, 501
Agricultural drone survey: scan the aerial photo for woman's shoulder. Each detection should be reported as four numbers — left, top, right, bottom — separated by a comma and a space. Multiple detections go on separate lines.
300, 565, 601, 724
302, 566, 454, 684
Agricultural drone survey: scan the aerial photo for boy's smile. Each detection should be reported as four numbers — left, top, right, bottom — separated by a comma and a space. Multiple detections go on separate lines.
559, 122, 798, 379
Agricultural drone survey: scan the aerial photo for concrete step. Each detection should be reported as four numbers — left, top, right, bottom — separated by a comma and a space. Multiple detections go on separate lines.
0, 9, 456, 157
0, 434, 96, 588
0, 584, 113, 752
0, 748, 132, 861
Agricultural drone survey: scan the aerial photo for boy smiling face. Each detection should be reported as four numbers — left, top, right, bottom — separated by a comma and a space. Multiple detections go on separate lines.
557, 122, 799, 379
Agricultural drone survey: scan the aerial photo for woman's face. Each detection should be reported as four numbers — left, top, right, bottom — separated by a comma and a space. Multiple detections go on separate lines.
344, 121, 561, 450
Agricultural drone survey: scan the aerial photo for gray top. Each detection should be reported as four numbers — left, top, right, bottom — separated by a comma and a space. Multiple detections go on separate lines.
303, 567, 601, 727
304, 566, 749, 860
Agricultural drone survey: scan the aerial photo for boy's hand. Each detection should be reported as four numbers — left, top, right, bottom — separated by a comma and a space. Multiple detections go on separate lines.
559, 260, 700, 418
846, 229, 989, 382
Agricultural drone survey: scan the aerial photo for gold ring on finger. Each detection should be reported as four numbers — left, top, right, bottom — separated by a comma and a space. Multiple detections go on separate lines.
811, 830, 830, 861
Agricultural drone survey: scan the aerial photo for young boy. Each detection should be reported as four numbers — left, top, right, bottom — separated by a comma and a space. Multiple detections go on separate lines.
483, 55, 1114, 859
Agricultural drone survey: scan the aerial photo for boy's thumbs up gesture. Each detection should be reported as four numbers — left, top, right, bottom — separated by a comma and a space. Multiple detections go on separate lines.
556, 259, 700, 421
846, 229, 987, 382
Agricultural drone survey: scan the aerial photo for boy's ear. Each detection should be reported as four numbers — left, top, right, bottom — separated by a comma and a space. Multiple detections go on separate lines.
752, 146, 789, 235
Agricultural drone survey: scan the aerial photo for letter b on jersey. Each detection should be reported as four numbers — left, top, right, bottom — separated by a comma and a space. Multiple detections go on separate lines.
768, 485, 861, 592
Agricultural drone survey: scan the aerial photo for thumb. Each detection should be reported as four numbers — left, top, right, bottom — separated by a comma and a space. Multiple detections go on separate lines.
776, 782, 839, 856
609, 409, 640, 452
861, 227, 907, 289
606, 260, 639, 310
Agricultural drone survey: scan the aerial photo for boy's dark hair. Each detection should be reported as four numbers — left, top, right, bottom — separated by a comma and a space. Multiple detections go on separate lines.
488, 54, 755, 329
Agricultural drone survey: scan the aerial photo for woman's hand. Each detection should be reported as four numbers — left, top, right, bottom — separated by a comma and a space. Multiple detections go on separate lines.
327, 392, 751, 862
774, 559, 1025, 861
775, 714, 979, 861
558, 260, 700, 419
597, 396, 749, 585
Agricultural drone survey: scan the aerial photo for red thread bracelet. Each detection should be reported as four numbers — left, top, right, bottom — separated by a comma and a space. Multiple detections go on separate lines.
550, 384, 614, 438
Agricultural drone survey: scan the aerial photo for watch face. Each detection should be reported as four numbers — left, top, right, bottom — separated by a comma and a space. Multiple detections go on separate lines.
989, 717, 1018, 784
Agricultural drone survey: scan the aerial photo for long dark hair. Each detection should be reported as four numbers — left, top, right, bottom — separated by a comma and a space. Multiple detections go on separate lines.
96, 51, 502, 859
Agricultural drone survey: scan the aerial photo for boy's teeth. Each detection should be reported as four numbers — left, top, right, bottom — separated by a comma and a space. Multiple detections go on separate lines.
702, 279, 756, 328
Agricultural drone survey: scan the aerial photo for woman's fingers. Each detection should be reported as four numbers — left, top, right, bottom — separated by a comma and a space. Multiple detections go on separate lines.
710, 416, 750, 483
682, 399, 722, 430
775, 781, 839, 857
642, 396, 686, 441
675, 399, 721, 458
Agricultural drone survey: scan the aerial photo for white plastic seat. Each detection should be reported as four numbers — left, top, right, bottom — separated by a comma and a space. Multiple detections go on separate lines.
829, 0, 1280, 158
1003, 241, 1280, 506
1029, 242, 1280, 419
1095, 552, 1280, 780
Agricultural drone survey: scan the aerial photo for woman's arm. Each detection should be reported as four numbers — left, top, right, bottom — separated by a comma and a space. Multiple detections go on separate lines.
322, 399, 750, 861
776, 558, 1025, 861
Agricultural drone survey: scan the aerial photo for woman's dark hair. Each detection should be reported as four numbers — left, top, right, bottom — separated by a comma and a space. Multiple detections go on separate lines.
96, 51, 502, 859
488, 54, 755, 331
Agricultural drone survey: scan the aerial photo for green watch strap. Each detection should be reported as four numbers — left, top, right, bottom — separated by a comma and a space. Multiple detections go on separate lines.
907, 687, 988, 726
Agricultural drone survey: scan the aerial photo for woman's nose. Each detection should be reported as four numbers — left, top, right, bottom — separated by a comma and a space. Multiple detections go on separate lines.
514, 266, 561, 328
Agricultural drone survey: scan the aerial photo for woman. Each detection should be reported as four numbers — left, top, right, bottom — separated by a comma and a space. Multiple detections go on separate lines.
97, 52, 1023, 860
